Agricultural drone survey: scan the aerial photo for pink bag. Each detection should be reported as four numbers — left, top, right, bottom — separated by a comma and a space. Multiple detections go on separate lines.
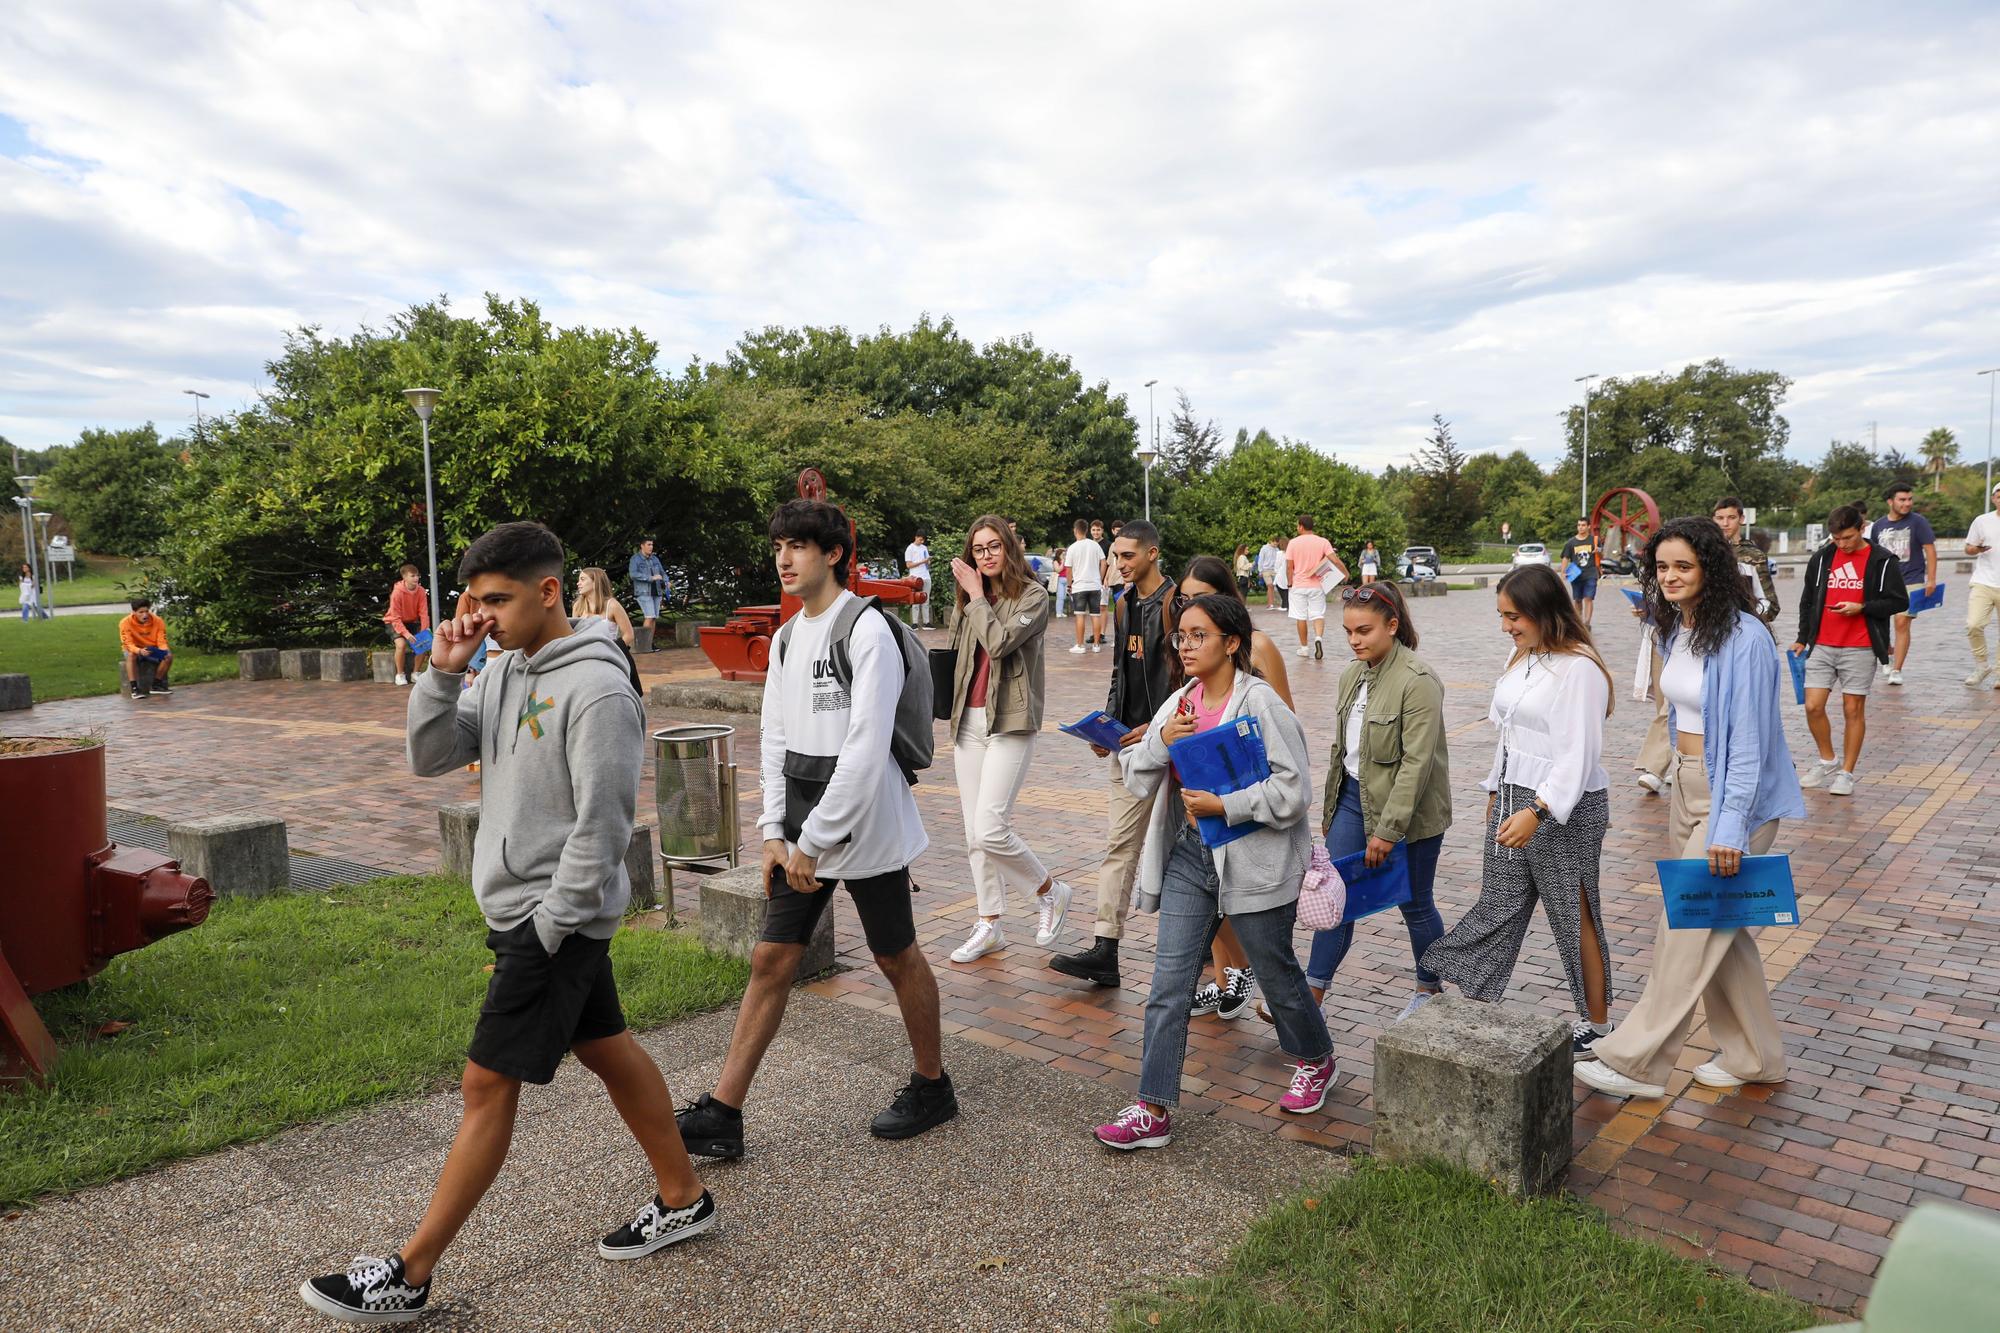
1296, 843, 1346, 931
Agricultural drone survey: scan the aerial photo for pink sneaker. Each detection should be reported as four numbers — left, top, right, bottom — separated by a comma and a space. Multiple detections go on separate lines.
1280, 1054, 1337, 1113
1093, 1103, 1172, 1150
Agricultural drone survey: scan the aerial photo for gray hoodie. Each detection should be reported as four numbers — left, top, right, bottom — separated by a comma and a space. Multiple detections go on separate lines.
408, 617, 643, 955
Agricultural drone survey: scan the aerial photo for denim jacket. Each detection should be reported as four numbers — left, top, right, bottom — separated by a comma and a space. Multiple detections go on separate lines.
1663, 610, 1806, 851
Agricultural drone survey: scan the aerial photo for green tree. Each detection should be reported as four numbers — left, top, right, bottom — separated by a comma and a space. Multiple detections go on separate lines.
1162, 389, 1222, 484
1407, 416, 1481, 557
1807, 439, 1889, 513
1461, 450, 1546, 540
38, 425, 181, 555
1165, 438, 1403, 574
1563, 360, 1792, 508
1920, 427, 1959, 492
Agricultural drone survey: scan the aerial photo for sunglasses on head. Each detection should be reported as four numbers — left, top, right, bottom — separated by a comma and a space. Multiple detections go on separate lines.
1340, 586, 1390, 605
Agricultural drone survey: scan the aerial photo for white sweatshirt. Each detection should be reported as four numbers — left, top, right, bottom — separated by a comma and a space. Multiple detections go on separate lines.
758, 591, 928, 878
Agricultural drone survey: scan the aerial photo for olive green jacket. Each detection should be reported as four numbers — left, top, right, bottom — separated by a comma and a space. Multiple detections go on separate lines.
1320, 640, 1453, 844
947, 580, 1050, 735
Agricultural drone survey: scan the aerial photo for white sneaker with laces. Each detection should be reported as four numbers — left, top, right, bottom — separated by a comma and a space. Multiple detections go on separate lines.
1966, 669, 1992, 687
1637, 771, 1664, 794
1068, 645, 1086, 655
949, 919, 1006, 963
1828, 770, 1857, 796
1091, 642, 1102, 653
1574, 1060, 1667, 1100
1296, 643, 1312, 657
394, 673, 409, 686
1885, 668, 1903, 686
1034, 879, 1072, 947
1798, 758, 1837, 789
1692, 1061, 1745, 1090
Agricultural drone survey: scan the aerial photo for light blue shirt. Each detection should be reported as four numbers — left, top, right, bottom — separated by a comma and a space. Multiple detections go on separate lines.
1663, 610, 1806, 851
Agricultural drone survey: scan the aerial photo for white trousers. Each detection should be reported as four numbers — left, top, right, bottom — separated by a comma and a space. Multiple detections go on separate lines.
953, 709, 1048, 917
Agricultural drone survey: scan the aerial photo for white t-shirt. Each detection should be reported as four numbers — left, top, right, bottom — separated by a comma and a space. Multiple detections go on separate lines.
1343, 683, 1368, 779
1257, 543, 1281, 575
1659, 630, 1705, 736
902, 542, 931, 585
18, 576, 35, 605
1065, 538, 1104, 592
1967, 512, 2000, 591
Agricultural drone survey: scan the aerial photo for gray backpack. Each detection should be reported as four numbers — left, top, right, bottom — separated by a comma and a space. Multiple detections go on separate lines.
777, 595, 936, 784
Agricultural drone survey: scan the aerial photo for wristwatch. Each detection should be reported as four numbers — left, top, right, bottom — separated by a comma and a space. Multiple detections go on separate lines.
1527, 800, 1549, 821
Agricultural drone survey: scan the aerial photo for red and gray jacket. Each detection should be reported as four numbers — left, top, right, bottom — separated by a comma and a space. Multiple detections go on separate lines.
1795, 541, 1907, 664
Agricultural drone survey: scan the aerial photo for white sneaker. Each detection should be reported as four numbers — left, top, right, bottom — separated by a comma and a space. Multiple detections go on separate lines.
1394, 990, 1437, 1023
1296, 643, 1312, 657
1797, 758, 1837, 789
394, 673, 409, 686
1033, 879, 1072, 947
1966, 669, 1991, 687
1573, 1060, 1667, 1100
949, 919, 1006, 963
1885, 668, 1903, 686
1828, 770, 1857, 796
1692, 1061, 1745, 1090
1091, 642, 1102, 653
1636, 772, 1664, 795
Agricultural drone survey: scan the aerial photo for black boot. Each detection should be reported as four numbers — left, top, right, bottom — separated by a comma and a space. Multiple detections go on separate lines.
1050, 936, 1120, 987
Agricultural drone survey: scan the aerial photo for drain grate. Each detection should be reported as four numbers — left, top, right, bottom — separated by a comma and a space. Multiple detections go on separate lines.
106, 806, 395, 891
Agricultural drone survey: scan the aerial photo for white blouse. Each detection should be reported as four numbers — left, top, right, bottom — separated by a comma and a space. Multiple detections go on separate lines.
1659, 629, 1705, 736
1479, 651, 1610, 824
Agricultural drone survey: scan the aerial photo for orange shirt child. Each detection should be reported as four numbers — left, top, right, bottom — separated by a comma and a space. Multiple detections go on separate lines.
119, 611, 169, 655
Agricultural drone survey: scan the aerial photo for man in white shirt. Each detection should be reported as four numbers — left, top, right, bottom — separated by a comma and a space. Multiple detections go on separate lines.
1063, 518, 1106, 654
1256, 539, 1283, 609
902, 532, 932, 627
675, 499, 954, 1158
1964, 482, 2000, 688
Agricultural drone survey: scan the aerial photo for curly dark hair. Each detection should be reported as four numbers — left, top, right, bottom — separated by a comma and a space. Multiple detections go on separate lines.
1641, 516, 1753, 657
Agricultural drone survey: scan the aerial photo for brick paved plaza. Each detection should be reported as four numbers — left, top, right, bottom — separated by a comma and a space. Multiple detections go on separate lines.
17, 581, 2000, 1310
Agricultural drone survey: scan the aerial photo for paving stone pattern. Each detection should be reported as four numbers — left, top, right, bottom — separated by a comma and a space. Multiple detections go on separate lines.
13, 589, 2000, 1310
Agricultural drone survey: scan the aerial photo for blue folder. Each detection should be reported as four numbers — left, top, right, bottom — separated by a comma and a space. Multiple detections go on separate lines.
410, 629, 435, 654
1059, 710, 1130, 750
1786, 648, 1806, 705
1907, 582, 1946, 615
1657, 854, 1800, 930
1329, 841, 1411, 924
1621, 586, 1645, 608
1167, 715, 1270, 848
1562, 561, 1582, 584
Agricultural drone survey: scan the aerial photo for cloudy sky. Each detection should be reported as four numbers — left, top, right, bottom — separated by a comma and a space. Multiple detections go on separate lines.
3, 1, 1998, 472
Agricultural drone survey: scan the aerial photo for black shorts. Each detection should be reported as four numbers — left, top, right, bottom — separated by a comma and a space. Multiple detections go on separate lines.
1071, 589, 1102, 615
761, 866, 916, 957
466, 920, 626, 1084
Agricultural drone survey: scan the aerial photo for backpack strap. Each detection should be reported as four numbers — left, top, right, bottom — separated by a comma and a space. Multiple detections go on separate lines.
776, 616, 798, 665
826, 594, 880, 691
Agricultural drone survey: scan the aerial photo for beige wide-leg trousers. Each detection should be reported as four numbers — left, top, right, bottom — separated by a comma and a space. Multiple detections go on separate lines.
1591, 751, 1787, 1089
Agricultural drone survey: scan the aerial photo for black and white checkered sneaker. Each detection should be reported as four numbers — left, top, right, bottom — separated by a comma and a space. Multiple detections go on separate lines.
598, 1188, 719, 1260
299, 1253, 430, 1323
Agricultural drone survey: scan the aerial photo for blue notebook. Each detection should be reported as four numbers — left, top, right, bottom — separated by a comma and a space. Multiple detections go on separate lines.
1329, 841, 1411, 923
411, 629, 434, 654
1657, 854, 1800, 930
1622, 586, 1646, 608
1059, 710, 1130, 750
1167, 715, 1270, 848
1907, 582, 1946, 615
1562, 561, 1582, 584
1786, 648, 1806, 705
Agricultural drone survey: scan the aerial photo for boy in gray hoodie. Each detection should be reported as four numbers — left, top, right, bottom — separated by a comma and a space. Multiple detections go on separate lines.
301, 523, 714, 1326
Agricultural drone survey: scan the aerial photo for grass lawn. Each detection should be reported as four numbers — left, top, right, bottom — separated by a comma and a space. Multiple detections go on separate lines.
0, 875, 749, 1206
0, 612, 240, 702
2, 554, 140, 610
1117, 1158, 1817, 1333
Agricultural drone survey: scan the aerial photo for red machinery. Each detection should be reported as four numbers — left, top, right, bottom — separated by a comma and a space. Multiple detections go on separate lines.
0, 737, 213, 1087
1590, 486, 1663, 562
700, 468, 925, 682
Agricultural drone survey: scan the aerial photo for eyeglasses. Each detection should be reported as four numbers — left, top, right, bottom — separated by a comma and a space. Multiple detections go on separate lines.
1169, 629, 1212, 650
970, 542, 1006, 559
1340, 586, 1389, 605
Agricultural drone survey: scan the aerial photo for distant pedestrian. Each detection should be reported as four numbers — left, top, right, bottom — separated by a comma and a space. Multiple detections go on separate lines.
628, 539, 668, 645
1713, 498, 1779, 627
1286, 515, 1346, 660
1256, 538, 1283, 609
902, 531, 933, 628
119, 597, 173, 698
1963, 482, 2000, 688
1272, 533, 1291, 610
1064, 519, 1105, 654
1792, 505, 1906, 796
16, 562, 42, 621
1102, 520, 1127, 633
1561, 518, 1600, 626
573, 567, 637, 648
1872, 483, 1936, 686
1233, 545, 1253, 596
383, 563, 431, 686
1052, 547, 1070, 618
1359, 541, 1381, 585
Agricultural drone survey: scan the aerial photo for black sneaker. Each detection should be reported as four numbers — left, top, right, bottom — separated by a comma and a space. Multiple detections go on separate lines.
1050, 936, 1120, 987
299, 1253, 429, 1323
674, 1093, 745, 1160
128, 684, 144, 699
1571, 1021, 1605, 1057
150, 682, 172, 695
1216, 966, 1257, 1021
869, 1071, 959, 1140
598, 1189, 719, 1260
1189, 980, 1223, 1017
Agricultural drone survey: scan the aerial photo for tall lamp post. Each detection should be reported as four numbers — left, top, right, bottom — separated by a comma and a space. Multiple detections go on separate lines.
401, 388, 444, 625
1980, 367, 1999, 501
32, 512, 52, 611
1574, 373, 1600, 521
1142, 378, 1159, 520
182, 388, 210, 435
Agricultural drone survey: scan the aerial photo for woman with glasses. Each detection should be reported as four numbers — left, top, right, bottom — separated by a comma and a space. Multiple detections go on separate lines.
1303, 582, 1452, 1021
1169, 556, 1293, 1022
1421, 563, 1616, 1055
1576, 517, 1804, 1099
1092, 593, 1334, 1150
943, 515, 1073, 963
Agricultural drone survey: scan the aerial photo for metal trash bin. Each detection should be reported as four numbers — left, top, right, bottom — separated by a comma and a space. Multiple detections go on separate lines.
652, 724, 741, 920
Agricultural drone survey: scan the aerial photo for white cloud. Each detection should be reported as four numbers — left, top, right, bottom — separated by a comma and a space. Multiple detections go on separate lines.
2, 0, 1998, 479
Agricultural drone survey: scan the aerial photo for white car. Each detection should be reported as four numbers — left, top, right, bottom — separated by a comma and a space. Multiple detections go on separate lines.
1512, 543, 1549, 566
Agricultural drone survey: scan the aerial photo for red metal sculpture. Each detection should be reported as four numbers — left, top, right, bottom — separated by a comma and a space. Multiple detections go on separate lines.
699, 469, 925, 682
1589, 486, 1663, 560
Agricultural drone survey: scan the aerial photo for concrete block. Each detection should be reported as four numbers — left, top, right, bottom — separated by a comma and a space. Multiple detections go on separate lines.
320, 648, 370, 682
650, 678, 763, 715
168, 813, 290, 898
633, 623, 655, 654
279, 648, 321, 681
439, 801, 480, 880
625, 823, 658, 911
371, 651, 399, 683
238, 649, 281, 680
0, 674, 30, 711
1957, 560, 1975, 575
671, 621, 701, 648
700, 863, 834, 977
1776, 566, 1796, 579
1471, 576, 1490, 589
1373, 994, 1573, 1196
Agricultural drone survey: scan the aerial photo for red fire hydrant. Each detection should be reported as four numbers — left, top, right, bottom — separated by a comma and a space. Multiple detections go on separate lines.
0, 737, 213, 1087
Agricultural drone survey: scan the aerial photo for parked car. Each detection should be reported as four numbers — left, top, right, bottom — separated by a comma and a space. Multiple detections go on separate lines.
1398, 546, 1441, 580
1512, 543, 1549, 567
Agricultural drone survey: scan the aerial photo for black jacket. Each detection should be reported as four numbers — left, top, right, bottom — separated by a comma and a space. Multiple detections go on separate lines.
1105, 581, 1173, 728
1795, 541, 1907, 664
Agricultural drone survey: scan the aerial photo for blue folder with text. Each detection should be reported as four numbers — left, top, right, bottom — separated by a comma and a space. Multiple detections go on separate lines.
1786, 649, 1806, 705
1907, 582, 1946, 615
1059, 710, 1130, 750
1329, 841, 1411, 924
1657, 854, 1800, 930
1167, 715, 1270, 849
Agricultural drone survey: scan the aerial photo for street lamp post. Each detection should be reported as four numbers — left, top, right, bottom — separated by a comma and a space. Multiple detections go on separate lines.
401, 388, 444, 625
32, 512, 52, 611
182, 388, 210, 435
1574, 373, 1600, 521
1980, 368, 1999, 502
1142, 378, 1159, 521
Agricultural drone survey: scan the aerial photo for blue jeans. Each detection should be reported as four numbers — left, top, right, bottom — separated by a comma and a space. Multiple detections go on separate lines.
1305, 783, 1445, 991
1138, 824, 1333, 1108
